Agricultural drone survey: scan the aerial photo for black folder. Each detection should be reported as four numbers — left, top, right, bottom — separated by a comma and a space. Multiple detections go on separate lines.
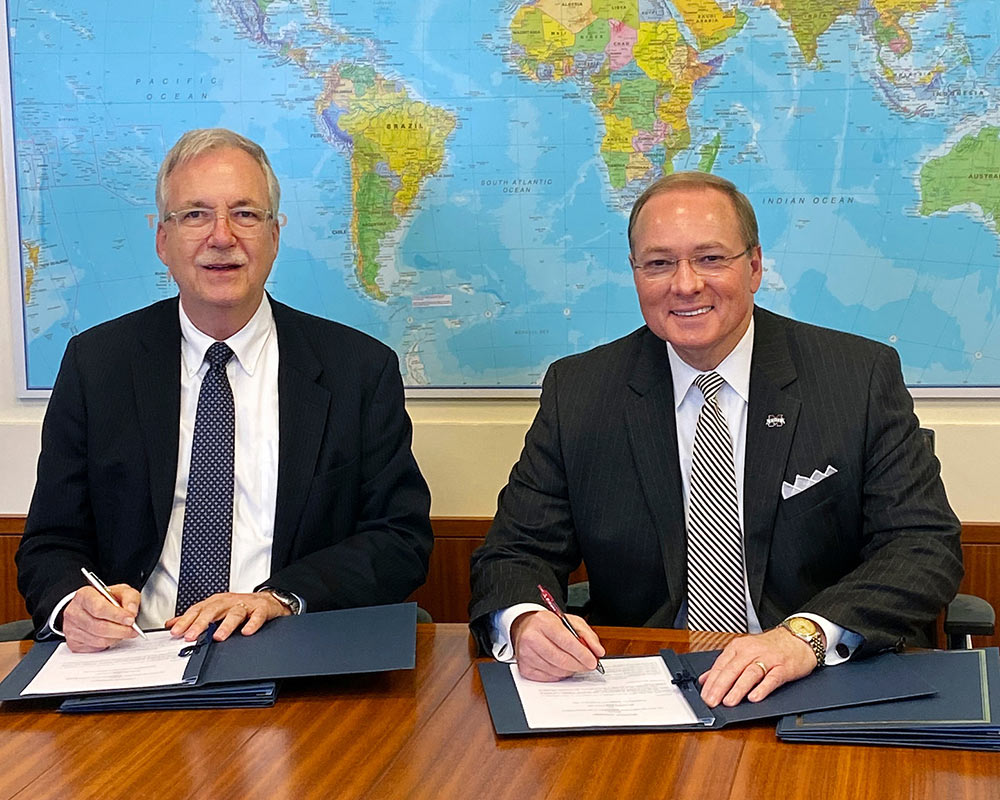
480, 648, 936, 735
0, 602, 417, 710
776, 647, 1000, 751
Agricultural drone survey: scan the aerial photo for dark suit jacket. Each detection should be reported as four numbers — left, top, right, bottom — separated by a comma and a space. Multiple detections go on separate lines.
469, 307, 963, 657
17, 296, 433, 630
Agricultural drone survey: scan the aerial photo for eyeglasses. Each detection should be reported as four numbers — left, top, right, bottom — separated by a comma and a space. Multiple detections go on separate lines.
163, 206, 274, 239
632, 246, 752, 279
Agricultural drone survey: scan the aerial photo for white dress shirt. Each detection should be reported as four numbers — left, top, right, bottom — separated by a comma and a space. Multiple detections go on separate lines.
47, 294, 284, 633
136, 295, 281, 628
492, 319, 860, 664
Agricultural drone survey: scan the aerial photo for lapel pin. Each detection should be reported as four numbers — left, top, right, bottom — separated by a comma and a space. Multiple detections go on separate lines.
766, 414, 785, 428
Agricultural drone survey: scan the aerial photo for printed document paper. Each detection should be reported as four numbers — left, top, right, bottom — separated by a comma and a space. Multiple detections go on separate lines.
510, 655, 707, 729
21, 631, 195, 696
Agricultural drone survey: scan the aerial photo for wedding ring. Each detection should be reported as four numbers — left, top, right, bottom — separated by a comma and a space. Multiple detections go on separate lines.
754, 660, 768, 677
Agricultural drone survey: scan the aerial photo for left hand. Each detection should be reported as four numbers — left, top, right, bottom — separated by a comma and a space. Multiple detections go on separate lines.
698, 626, 820, 708
165, 591, 291, 642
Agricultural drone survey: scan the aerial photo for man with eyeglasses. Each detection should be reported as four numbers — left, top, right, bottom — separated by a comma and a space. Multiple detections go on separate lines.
470, 171, 962, 706
17, 128, 433, 652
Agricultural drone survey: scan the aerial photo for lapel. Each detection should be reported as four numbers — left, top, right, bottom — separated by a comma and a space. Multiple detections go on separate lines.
623, 329, 686, 619
132, 298, 182, 543
743, 307, 801, 609
270, 299, 332, 568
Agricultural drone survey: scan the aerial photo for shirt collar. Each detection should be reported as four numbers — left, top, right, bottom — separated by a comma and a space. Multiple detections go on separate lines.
666, 316, 755, 410
179, 295, 275, 378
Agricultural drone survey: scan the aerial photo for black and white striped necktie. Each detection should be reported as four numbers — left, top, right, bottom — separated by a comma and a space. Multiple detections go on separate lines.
686, 371, 748, 633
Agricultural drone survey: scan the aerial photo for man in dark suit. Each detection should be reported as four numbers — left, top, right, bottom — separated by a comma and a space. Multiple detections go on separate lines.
17, 128, 433, 652
469, 172, 962, 707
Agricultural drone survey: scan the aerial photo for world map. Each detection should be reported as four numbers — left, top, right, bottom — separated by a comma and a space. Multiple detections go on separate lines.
6, 0, 1000, 391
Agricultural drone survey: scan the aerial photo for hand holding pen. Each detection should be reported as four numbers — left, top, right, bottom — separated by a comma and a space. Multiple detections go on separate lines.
537, 584, 605, 674
80, 567, 147, 640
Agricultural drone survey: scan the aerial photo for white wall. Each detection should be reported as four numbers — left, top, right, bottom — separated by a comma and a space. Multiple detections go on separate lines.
2, 137, 999, 520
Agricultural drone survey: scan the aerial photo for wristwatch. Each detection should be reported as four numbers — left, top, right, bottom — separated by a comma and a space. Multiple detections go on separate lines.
780, 616, 826, 667
260, 587, 302, 615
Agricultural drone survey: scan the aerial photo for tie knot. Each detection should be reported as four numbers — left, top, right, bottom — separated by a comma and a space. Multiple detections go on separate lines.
694, 372, 725, 402
205, 341, 234, 371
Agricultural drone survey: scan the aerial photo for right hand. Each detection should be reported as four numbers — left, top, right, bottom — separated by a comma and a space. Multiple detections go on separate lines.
511, 610, 605, 681
62, 584, 142, 652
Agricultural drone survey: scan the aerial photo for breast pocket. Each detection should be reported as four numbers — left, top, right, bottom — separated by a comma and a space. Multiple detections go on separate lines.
779, 470, 846, 520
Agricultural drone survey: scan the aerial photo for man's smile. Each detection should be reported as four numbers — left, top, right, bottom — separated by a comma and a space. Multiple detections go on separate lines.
198, 260, 245, 271
673, 306, 713, 317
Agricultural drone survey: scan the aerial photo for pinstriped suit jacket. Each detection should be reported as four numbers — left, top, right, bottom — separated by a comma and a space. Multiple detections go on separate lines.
469, 307, 963, 657
17, 296, 433, 631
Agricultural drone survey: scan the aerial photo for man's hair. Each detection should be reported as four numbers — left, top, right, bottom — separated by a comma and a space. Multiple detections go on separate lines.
156, 128, 281, 220
627, 171, 759, 252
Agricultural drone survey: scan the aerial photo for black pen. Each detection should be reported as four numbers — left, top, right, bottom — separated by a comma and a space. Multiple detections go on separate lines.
538, 584, 605, 674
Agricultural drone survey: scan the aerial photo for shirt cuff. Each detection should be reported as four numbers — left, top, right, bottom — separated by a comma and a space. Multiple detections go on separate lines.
794, 612, 863, 666
489, 603, 547, 662
39, 591, 78, 639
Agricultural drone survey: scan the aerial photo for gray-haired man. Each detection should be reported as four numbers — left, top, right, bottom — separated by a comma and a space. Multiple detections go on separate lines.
18, 128, 433, 652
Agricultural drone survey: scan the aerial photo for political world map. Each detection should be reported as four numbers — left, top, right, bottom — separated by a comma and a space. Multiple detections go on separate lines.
6, 0, 1000, 391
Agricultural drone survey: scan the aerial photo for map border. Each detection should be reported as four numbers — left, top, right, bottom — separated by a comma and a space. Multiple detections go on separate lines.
0, 0, 41, 399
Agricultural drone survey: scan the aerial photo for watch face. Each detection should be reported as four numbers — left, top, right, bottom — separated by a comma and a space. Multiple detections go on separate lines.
787, 617, 819, 637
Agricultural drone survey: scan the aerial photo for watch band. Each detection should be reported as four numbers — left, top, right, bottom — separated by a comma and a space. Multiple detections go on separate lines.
260, 587, 302, 615
780, 618, 826, 667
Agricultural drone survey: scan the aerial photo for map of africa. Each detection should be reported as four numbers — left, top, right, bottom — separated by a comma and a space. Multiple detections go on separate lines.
5, 1, 1000, 391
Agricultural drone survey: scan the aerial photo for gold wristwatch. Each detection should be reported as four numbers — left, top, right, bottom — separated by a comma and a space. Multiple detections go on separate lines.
779, 616, 826, 667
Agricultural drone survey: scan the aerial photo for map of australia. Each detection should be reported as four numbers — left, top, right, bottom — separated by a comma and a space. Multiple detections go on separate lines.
6, 1, 1000, 391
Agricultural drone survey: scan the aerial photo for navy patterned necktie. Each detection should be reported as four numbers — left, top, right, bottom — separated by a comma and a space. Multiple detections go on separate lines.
686, 372, 748, 633
175, 341, 235, 616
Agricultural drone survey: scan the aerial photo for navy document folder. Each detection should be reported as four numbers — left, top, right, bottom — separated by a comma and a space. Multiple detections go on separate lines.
0, 602, 418, 712
777, 647, 1000, 751
480, 648, 936, 735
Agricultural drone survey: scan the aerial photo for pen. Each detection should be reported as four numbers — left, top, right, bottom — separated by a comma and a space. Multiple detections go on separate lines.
80, 567, 148, 640
537, 584, 605, 674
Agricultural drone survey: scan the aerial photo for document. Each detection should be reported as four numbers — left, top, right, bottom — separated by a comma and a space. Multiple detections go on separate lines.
21, 631, 196, 696
510, 655, 709, 729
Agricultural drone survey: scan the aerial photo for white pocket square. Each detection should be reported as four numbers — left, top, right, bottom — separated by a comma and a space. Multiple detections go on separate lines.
782, 465, 838, 500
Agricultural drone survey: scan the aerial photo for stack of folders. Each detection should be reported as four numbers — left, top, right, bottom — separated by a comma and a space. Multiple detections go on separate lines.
60, 681, 279, 713
0, 602, 418, 713
777, 648, 1000, 751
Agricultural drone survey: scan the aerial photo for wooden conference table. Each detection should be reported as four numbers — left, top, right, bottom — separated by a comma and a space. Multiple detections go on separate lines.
0, 625, 997, 800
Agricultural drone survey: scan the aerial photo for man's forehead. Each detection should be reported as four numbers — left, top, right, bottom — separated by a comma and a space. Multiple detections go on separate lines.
636, 239, 731, 255
170, 194, 261, 209
162, 147, 269, 202
640, 185, 736, 216
633, 188, 741, 239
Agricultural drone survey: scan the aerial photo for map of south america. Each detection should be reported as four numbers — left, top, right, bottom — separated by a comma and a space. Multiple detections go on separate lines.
219, 0, 456, 302
316, 64, 456, 300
